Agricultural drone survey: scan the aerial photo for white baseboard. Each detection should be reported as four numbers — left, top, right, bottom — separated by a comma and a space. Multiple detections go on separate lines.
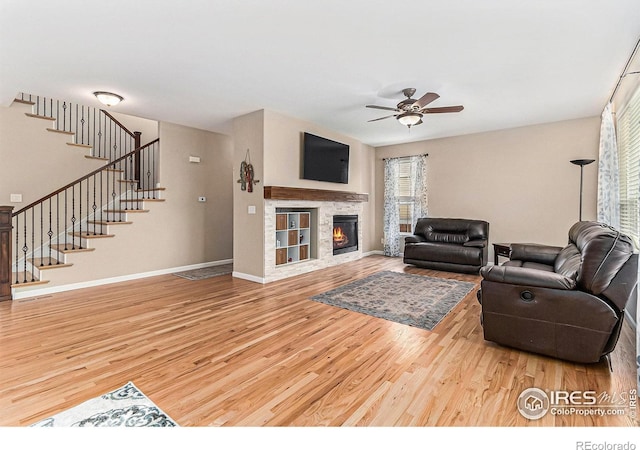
12, 259, 234, 300
362, 250, 384, 257
232, 271, 266, 284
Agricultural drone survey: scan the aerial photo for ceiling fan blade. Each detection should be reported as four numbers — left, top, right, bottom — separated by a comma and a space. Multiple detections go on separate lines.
366, 105, 401, 112
422, 105, 464, 114
368, 114, 397, 122
413, 92, 440, 109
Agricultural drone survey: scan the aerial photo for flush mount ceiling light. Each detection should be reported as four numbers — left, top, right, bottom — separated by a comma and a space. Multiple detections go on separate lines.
93, 91, 124, 107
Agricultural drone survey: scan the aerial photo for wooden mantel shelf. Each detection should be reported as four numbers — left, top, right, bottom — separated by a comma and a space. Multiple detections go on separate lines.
264, 186, 369, 202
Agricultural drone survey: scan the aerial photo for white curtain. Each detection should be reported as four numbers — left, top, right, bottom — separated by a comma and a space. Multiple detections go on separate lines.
383, 158, 400, 256
597, 102, 620, 229
383, 155, 428, 257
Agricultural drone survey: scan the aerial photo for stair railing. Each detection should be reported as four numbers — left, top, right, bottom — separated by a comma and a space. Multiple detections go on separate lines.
17, 93, 140, 163
0, 139, 160, 298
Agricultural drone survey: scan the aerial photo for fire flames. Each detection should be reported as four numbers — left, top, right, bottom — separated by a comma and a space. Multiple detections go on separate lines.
333, 226, 349, 247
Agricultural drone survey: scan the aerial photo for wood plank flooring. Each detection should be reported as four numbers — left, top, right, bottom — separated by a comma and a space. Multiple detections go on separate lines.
0, 255, 637, 427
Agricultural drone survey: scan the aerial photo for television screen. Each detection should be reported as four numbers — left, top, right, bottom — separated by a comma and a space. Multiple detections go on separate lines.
302, 132, 349, 184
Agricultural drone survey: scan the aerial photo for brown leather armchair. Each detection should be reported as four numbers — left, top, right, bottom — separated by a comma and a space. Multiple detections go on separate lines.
477, 221, 637, 364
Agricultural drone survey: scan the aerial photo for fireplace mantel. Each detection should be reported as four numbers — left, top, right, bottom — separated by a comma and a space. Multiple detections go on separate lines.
264, 186, 368, 203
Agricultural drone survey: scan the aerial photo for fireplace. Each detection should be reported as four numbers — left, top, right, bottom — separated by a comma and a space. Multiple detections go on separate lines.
333, 215, 358, 255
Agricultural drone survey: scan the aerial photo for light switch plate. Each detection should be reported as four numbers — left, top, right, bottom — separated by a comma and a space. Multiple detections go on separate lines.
10, 193, 22, 202
248, 205, 256, 214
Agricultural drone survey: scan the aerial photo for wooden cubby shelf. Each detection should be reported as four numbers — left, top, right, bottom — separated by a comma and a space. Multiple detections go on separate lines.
275, 211, 311, 266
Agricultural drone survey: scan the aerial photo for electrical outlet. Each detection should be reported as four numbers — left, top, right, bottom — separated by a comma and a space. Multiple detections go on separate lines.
381, 237, 384, 244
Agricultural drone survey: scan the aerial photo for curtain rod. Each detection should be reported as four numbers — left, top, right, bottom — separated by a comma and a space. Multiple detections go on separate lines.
607, 34, 640, 105
382, 153, 429, 160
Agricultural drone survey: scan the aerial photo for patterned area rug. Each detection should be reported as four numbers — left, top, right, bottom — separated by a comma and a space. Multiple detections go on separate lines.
311, 271, 476, 331
173, 263, 233, 280
30, 382, 178, 427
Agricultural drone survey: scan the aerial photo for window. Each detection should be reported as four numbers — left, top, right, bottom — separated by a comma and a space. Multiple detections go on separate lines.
397, 157, 418, 234
616, 86, 640, 247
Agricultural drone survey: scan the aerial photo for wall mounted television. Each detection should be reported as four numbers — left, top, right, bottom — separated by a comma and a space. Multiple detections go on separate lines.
302, 132, 349, 184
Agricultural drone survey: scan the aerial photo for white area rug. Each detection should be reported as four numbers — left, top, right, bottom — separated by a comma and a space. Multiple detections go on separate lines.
30, 382, 178, 427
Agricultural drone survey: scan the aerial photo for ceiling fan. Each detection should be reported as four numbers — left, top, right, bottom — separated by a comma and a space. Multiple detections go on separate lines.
366, 88, 464, 128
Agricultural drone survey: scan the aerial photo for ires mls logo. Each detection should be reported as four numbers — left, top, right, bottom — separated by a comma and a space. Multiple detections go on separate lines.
517, 387, 636, 420
517, 388, 550, 420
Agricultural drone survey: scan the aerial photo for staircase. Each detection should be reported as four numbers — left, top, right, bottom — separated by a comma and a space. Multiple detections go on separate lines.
1, 94, 164, 299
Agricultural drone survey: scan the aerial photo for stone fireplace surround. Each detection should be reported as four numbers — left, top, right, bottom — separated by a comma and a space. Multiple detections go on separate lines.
263, 187, 367, 283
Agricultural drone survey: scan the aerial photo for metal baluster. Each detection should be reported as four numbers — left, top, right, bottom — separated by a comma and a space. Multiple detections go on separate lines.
48, 198, 53, 265
81, 105, 85, 144
39, 203, 43, 267
92, 174, 97, 235
71, 185, 76, 250
56, 194, 60, 258
100, 170, 104, 235
62, 102, 67, 131
30, 209, 34, 281
79, 180, 83, 248
15, 214, 19, 284
64, 189, 68, 250
22, 212, 28, 283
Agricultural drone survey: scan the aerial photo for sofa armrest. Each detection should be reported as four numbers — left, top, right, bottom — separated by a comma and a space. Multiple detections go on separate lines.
480, 265, 576, 290
463, 239, 487, 248
510, 244, 563, 265
405, 235, 427, 244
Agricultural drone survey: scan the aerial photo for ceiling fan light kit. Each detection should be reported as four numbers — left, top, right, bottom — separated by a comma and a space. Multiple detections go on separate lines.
367, 88, 463, 129
397, 112, 422, 127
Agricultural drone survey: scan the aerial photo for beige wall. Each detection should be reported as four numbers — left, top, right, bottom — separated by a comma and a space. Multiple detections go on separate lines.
111, 111, 159, 146
375, 116, 601, 259
0, 102, 107, 206
263, 110, 377, 252
232, 110, 265, 279
232, 109, 377, 280
4, 110, 233, 292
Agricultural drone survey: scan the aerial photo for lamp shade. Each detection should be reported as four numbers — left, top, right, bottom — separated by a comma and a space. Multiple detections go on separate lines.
397, 112, 422, 127
93, 91, 124, 107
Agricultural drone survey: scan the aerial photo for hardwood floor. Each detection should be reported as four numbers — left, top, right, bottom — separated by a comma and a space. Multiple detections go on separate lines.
0, 255, 637, 427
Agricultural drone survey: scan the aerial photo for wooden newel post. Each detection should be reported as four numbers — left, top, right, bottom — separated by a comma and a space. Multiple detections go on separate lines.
0, 206, 14, 302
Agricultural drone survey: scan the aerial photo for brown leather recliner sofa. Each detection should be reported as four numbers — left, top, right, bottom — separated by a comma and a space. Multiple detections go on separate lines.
478, 221, 638, 364
403, 218, 489, 274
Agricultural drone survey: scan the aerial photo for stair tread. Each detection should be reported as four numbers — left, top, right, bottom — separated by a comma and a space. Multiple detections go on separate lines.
49, 244, 95, 254
119, 179, 139, 183
68, 232, 115, 238
103, 168, 123, 173
28, 257, 73, 269
47, 128, 75, 135
120, 198, 165, 202
12, 272, 49, 287
88, 220, 133, 225
14, 98, 35, 105
137, 187, 166, 192
67, 142, 92, 149
103, 209, 149, 213
25, 113, 55, 121
85, 155, 108, 161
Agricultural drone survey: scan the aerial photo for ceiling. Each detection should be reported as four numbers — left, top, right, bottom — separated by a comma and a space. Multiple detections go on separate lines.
1, 0, 639, 147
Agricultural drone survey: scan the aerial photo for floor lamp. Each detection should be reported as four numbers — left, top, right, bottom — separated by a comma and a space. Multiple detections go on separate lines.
570, 159, 595, 221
